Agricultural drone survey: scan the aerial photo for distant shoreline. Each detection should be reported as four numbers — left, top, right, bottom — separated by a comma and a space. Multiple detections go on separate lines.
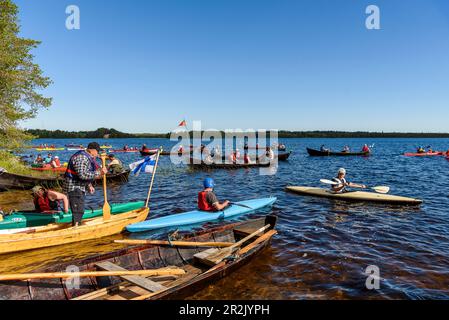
26, 128, 449, 139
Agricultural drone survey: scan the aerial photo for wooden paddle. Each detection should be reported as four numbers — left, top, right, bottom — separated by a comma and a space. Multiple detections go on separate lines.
0, 268, 185, 281
100, 153, 111, 220
320, 179, 390, 194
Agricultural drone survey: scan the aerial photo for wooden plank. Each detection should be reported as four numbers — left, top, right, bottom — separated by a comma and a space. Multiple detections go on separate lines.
238, 230, 277, 255
95, 261, 167, 292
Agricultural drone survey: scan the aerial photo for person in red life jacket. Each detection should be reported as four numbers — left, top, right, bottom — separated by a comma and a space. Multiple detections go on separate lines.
63, 142, 107, 226
198, 178, 230, 212
362, 144, 371, 153
243, 152, 252, 164
50, 156, 61, 168
229, 150, 237, 163
32, 186, 69, 213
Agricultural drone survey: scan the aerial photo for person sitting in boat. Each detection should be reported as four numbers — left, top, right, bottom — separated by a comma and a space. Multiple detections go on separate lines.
265, 147, 275, 160
107, 154, 124, 174
229, 150, 238, 163
50, 156, 61, 168
44, 153, 53, 164
198, 178, 230, 212
178, 145, 184, 154
342, 146, 350, 153
320, 145, 329, 152
34, 154, 43, 164
362, 144, 371, 153
32, 186, 69, 214
141, 144, 147, 151
417, 146, 425, 153
243, 152, 252, 164
235, 149, 241, 159
331, 168, 366, 193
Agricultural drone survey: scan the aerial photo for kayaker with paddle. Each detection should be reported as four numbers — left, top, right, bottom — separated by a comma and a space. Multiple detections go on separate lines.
32, 186, 69, 214
63, 142, 108, 226
362, 144, 371, 153
331, 168, 366, 193
198, 178, 230, 212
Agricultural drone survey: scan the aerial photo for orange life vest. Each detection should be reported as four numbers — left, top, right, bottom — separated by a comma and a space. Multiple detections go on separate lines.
198, 191, 213, 211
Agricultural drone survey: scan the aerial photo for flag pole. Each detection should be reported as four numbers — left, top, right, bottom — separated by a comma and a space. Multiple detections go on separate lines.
145, 147, 162, 208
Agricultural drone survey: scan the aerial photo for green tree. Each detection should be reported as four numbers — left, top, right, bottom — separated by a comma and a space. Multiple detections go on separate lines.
0, 0, 52, 150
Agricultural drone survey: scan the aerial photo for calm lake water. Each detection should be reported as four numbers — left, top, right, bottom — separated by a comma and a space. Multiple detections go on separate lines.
1, 137, 449, 299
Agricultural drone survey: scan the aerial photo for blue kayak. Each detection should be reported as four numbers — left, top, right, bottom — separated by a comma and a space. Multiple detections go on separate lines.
126, 197, 277, 233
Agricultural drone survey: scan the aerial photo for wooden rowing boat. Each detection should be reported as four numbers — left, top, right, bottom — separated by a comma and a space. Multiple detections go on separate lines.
0, 207, 149, 255
0, 170, 130, 191
306, 148, 370, 157
0, 216, 277, 300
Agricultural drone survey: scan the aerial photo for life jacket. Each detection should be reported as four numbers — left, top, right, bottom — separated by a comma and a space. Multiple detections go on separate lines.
53, 159, 61, 167
34, 192, 58, 212
65, 151, 98, 181
198, 191, 214, 212
332, 178, 348, 193
244, 154, 250, 164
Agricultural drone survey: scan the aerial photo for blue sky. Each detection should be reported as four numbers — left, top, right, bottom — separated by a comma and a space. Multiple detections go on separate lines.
15, 0, 449, 133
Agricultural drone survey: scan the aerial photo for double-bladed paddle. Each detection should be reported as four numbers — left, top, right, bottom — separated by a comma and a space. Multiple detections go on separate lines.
319, 179, 390, 194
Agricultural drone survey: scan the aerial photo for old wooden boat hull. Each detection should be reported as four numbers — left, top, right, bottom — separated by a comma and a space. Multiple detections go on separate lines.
306, 148, 370, 157
0, 201, 144, 231
0, 170, 130, 191
0, 216, 277, 300
0, 207, 149, 255
286, 186, 422, 205
0, 171, 61, 192
127, 197, 277, 232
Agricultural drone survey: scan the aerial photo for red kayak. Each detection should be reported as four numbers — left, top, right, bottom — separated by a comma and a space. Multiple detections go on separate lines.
404, 152, 444, 157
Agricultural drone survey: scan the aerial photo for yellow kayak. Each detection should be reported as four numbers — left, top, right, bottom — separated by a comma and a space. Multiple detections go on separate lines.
285, 186, 423, 205
100, 145, 112, 149
35, 148, 65, 151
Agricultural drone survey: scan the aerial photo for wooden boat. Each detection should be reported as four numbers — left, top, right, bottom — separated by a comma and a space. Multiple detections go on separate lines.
0, 207, 149, 255
306, 148, 370, 157
277, 151, 291, 161
0, 170, 130, 191
0, 216, 277, 300
0, 171, 61, 192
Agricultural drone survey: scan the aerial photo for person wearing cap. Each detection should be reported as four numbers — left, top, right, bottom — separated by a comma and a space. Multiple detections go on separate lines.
50, 156, 61, 168
331, 168, 366, 193
197, 178, 230, 212
107, 154, 124, 174
32, 186, 69, 213
63, 142, 107, 226
44, 153, 53, 164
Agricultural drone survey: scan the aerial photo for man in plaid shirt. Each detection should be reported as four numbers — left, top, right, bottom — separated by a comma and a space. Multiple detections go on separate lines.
63, 142, 107, 226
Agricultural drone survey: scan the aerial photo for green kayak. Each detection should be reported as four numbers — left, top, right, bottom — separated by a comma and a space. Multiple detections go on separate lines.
0, 201, 144, 231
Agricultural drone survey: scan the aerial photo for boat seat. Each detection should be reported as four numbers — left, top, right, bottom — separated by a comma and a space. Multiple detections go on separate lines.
95, 261, 167, 292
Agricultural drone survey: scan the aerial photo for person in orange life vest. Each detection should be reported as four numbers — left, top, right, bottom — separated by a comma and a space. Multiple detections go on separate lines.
50, 156, 61, 168
229, 150, 237, 163
32, 185, 69, 214
198, 178, 230, 212
362, 144, 371, 153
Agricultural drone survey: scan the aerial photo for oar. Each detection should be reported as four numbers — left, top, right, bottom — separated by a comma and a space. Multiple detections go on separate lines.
320, 179, 390, 194
0, 268, 186, 281
100, 154, 111, 220
229, 202, 253, 210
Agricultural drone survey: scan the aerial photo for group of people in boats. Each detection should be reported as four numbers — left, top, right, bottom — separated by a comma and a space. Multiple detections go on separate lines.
34, 153, 61, 168
122, 145, 138, 151
320, 144, 371, 153
29, 143, 125, 224
34, 144, 56, 149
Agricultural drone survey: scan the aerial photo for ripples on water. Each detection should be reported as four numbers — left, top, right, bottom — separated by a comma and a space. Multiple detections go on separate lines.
1, 138, 449, 299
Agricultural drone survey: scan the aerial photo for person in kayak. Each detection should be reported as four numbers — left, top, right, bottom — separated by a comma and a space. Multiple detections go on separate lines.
331, 168, 366, 193
44, 153, 53, 164
342, 146, 350, 153
417, 146, 425, 153
362, 144, 371, 153
50, 156, 61, 168
107, 154, 124, 174
63, 142, 107, 226
32, 186, 69, 214
141, 144, 147, 151
198, 178, 230, 212
320, 145, 329, 152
